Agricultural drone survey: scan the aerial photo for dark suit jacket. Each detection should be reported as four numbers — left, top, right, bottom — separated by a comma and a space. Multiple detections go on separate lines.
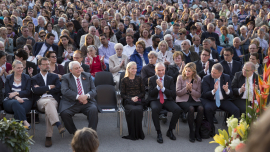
201, 73, 233, 101
141, 64, 155, 88
26, 61, 37, 77
231, 71, 258, 100
243, 53, 265, 65
31, 73, 61, 103
119, 37, 137, 46
64, 61, 90, 74
5, 73, 31, 100
166, 64, 181, 83
59, 72, 97, 113
147, 75, 175, 102
220, 60, 242, 81
115, 29, 126, 42
194, 59, 216, 79
33, 42, 58, 57
201, 31, 220, 45
211, 50, 221, 62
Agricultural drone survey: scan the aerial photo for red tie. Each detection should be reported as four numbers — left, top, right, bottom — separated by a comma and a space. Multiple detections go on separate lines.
159, 78, 164, 104
77, 78, 82, 95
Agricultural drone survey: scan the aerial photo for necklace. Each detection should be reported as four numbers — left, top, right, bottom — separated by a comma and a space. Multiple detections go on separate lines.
14, 76, 21, 81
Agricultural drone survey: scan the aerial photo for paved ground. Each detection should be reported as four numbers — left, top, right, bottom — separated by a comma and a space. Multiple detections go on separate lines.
5, 112, 227, 152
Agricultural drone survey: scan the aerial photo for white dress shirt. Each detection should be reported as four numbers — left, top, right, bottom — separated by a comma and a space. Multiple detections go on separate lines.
202, 61, 210, 75
37, 43, 53, 57
238, 74, 254, 101
123, 44, 136, 59
211, 77, 230, 100
40, 72, 53, 98
156, 75, 167, 100
73, 74, 90, 99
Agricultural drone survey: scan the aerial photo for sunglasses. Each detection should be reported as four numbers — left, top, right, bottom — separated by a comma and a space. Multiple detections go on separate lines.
40, 35, 45, 37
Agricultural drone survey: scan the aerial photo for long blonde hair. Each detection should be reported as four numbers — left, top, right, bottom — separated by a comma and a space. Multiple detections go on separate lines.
124, 61, 137, 78
181, 62, 198, 81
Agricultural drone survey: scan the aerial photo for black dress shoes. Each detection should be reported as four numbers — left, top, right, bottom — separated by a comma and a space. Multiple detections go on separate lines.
195, 133, 202, 142
157, 133, 163, 143
166, 130, 176, 140
189, 132, 195, 143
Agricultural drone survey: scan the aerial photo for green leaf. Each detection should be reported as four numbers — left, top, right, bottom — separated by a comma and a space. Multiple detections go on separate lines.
222, 129, 229, 142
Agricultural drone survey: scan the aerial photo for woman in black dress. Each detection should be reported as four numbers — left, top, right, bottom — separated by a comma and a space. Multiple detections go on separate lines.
120, 61, 145, 140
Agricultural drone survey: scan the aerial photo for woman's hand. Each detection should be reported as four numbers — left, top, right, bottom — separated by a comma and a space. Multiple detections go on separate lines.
131, 96, 138, 102
16, 97, 24, 103
28, 67, 33, 76
9, 92, 17, 99
100, 55, 105, 62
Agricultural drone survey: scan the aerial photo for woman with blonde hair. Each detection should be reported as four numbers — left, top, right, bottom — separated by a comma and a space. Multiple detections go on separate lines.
157, 40, 174, 65
81, 34, 95, 58
176, 62, 203, 143
120, 61, 145, 140
71, 127, 99, 152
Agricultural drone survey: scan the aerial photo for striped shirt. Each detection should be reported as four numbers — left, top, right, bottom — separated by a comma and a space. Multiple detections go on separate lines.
12, 82, 28, 100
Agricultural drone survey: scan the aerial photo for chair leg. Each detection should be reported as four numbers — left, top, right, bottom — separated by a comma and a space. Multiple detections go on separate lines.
33, 110, 36, 137
147, 108, 152, 135
117, 109, 120, 128
177, 119, 180, 135
30, 110, 34, 136
143, 111, 147, 127
119, 108, 123, 136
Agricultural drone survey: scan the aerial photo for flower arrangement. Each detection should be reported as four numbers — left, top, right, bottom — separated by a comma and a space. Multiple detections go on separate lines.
210, 65, 270, 152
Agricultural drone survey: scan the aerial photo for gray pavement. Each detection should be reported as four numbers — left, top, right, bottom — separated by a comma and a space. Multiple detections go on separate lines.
5, 112, 226, 152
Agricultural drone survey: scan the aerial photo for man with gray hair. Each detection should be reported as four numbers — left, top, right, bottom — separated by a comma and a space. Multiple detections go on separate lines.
147, 62, 181, 143
60, 60, 98, 135
35, 16, 47, 33
164, 34, 181, 52
201, 63, 240, 137
79, 26, 101, 49
201, 23, 220, 45
231, 62, 258, 115
181, 40, 199, 64
53, 17, 67, 38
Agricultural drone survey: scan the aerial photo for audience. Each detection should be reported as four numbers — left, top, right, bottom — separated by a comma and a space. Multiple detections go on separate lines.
14, 49, 37, 77
130, 41, 149, 75
166, 51, 185, 83
45, 51, 65, 80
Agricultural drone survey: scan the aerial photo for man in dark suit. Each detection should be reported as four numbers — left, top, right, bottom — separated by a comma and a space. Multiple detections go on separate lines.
32, 57, 65, 147
231, 62, 258, 114
194, 49, 216, 79
33, 33, 58, 59
141, 51, 157, 90
119, 28, 137, 46
220, 48, 242, 81
202, 39, 221, 62
148, 63, 181, 143
201, 63, 240, 136
115, 22, 126, 42
64, 50, 90, 74
243, 43, 265, 65
59, 61, 98, 134
201, 23, 220, 45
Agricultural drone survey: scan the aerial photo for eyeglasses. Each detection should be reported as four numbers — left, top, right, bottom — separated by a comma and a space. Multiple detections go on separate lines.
223, 54, 231, 56
50, 56, 57, 58
179, 33, 183, 35
201, 54, 209, 57
40, 35, 45, 37
41, 64, 50, 66
136, 46, 143, 49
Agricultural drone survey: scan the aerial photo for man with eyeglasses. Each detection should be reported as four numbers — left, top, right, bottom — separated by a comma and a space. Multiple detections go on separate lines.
79, 26, 101, 49
231, 62, 258, 115
32, 57, 65, 147
64, 50, 90, 74
16, 26, 36, 49
180, 40, 199, 64
76, 19, 89, 47
220, 48, 242, 81
243, 43, 265, 65
194, 49, 216, 79
33, 33, 58, 60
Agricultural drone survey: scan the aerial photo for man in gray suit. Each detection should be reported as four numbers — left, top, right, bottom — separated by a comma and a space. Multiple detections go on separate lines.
59, 61, 98, 134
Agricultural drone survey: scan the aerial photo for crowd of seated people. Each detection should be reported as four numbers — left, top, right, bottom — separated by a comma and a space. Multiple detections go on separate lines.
0, 0, 269, 148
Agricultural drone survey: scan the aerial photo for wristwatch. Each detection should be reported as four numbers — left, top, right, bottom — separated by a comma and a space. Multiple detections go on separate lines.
86, 94, 90, 99
16, 92, 19, 96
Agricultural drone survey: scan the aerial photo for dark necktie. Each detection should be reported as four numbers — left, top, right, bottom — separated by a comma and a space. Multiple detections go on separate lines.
228, 63, 232, 73
202, 63, 205, 69
77, 78, 82, 95
159, 78, 164, 104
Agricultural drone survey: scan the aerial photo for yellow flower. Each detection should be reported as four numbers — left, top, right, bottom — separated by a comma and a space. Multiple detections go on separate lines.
210, 134, 226, 147
237, 122, 249, 139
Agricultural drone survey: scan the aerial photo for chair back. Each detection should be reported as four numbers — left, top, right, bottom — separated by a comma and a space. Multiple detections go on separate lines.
96, 85, 118, 113
118, 72, 125, 90
95, 71, 114, 86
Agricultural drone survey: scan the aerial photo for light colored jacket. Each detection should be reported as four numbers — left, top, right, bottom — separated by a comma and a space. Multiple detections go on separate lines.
157, 51, 174, 65
176, 75, 201, 102
80, 34, 101, 49
109, 54, 128, 77
219, 34, 234, 47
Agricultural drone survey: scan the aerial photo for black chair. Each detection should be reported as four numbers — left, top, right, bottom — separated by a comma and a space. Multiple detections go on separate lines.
95, 85, 122, 135
216, 108, 228, 126
95, 71, 115, 87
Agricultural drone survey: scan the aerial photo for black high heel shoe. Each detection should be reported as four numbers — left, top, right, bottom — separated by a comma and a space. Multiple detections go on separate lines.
195, 133, 202, 142
189, 132, 195, 143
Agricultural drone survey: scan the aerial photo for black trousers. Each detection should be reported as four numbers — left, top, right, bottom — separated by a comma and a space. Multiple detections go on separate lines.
60, 102, 98, 134
201, 98, 240, 126
233, 99, 249, 115
150, 100, 181, 131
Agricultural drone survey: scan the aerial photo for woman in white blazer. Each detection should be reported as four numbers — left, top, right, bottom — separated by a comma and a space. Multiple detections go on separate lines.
109, 43, 128, 90
157, 40, 174, 65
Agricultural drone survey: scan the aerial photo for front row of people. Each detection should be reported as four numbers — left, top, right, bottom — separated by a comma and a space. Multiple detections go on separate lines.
3, 57, 258, 145
121, 60, 258, 144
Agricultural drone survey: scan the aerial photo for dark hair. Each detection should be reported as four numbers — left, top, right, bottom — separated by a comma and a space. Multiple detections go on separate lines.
38, 57, 49, 65
99, 33, 107, 38
201, 49, 211, 55
190, 25, 197, 31
44, 22, 53, 30
20, 25, 28, 31
44, 16, 50, 22
58, 35, 72, 46
5, 23, 13, 28
208, 37, 216, 42
84, 13, 92, 22
224, 47, 234, 55
152, 35, 160, 42
45, 33, 55, 39
104, 25, 114, 38
217, 19, 223, 22
15, 49, 28, 60
250, 52, 259, 59
128, 23, 137, 31
126, 34, 134, 39
0, 51, 6, 59
66, 22, 74, 28
45, 51, 57, 58
173, 23, 180, 27
24, 44, 33, 56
